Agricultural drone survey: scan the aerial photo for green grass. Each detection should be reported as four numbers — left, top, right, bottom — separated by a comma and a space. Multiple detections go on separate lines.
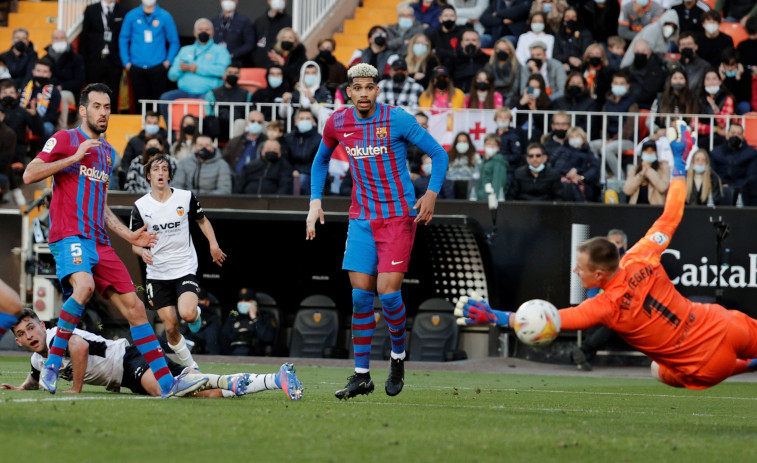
1, 356, 756, 463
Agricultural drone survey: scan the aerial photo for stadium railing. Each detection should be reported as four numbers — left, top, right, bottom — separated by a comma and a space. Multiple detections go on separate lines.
58, 0, 99, 39
137, 98, 757, 186
292, 0, 342, 40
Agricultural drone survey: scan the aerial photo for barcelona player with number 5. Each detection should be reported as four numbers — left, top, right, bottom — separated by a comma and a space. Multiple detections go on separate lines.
306, 63, 449, 399
23, 83, 207, 398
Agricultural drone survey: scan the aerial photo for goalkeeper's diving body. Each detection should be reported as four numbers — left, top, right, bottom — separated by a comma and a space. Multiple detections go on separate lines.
458, 122, 757, 390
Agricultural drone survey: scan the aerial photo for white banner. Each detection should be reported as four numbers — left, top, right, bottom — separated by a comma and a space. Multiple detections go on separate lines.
427, 109, 498, 153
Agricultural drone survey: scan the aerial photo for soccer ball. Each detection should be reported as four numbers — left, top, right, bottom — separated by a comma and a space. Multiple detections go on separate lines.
512, 299, 561, 347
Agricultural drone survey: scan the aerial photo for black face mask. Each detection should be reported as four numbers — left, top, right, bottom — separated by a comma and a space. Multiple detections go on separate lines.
442, 19, 456, 30
634, 53, 648, 68
196, 148, 214, 160
35, 77, 50, 86
464, 44, 477, 56
392, 73, 407, 84
553, 129, 567, 139
564, 20, 578, 31
145, 147, 162, 157
680, 48, 694, 60
197, 32, 210, 43
531, 58, 543, 69
183, 125, 196, 135
226, 74, 239, 86
13, 41, 26, 53
264, 151, 279, 162
373, 35, 386, 47
588, 56, 602, 67
475, 81, 489, 91
318, 49, 335, 63
280, 40, 294, 51
496, 50, 509, 61
435, 79, 449, 90
671, 83, 686, 93
728, 136, 742, 150
567, 85, 584, 98
1, 96, 17, 108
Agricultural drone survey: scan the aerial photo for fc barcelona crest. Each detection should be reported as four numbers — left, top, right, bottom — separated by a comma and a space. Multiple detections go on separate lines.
176, 206, 185, 217
376, 126, 387, 139
313, 312, 322, 323
431, 315, 440, 326
73, 257, 82, 265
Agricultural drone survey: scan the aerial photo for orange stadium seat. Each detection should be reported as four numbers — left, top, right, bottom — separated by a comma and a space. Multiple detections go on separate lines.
744, 113, 757, 148
238, 68, 268, 94
720, 22, 748, 47
169, 99, 205, 132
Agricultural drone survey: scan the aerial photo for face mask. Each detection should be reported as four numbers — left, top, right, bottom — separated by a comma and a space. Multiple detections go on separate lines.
247, 121, 263, 135
0, 67, 9, 79
270, 0, 285, 11
464, 44, 477, 55
567, 85, 583, 98
280, 40, 294, 51
588, 56, 602, 67
455, 142, 469, 154
671, 83, 686, 92
264, 151, 279, 162
568, 137, 584, 148
197, 32, 210, 43
1, 96, 17, 107
636, 0, 649, 6
633, 53, 648, 68
611, 85, 628, 97
475, 81, 489, 91
268, 76, 283, 88
595, 0, 606, 4
497, 121, 510, 130
413, 43, 428, 56
226, 74, 239, 86
529, 163, 546, 172
531, 23, 545, 33
641, 153, 657, 163
564, 20, 577, 31
145, 124, 160, 135
442, 19, 456, 30
145, 147, 162, 157
399, 17, 413, 30
724, 69, 738, 78
318, 49, 334, 62
663, 25, 675, 38
728, 136, 742, 149
183, 124, 196, 135
237, 301, 251, 315
221, 0, 236, 12
392, 73, 407, 84
542, 3, 553, 13
422, 162, 433, 176
303, 74, 318, 87
680, 48, 694, 60
496, 50, 509, 61
705, 85, 720, 95
532, 88, 541, 98
435, 79, 449, 90
484, 146, 498, 158
142, 0, 156, 7
373, 35, 387, 47
693, 164, 707, 174
51, 42, 67, 53
704, 23, 720, 35
35, 77, 50, 86
13, 41, 26, 53
553, 128, 566, 139
296, 119, 313, 133
196, 148, 214, 160
531, 58, 543, 69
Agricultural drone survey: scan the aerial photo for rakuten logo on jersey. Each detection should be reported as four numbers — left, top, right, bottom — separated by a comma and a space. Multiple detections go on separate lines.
79, 165, 110, 183
345, 145, 388, 159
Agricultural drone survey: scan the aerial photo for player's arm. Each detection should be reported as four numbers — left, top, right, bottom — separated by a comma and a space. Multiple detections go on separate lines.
1, 372, 40, 391
197, 217, 226, 266
129, 204, 153, 264
61, 335, 89, 394
306, 132, 337, 240
23, 137, 102, 184
454, 296, 513, 327
105, 192, 157, 247
0, 278, 23, 317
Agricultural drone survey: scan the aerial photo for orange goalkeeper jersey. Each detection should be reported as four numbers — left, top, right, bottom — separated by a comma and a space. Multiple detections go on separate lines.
560, 180, 730, 376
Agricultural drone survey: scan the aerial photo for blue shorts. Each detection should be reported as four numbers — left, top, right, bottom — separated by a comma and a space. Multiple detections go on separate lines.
342, 216, 417, 276
50, 236, 134, 298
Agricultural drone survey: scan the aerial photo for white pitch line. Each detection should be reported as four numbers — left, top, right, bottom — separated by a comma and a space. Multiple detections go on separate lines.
3, 395, 156, 403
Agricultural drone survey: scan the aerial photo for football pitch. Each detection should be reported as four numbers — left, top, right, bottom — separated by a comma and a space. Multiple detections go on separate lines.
1, 355, 756, 463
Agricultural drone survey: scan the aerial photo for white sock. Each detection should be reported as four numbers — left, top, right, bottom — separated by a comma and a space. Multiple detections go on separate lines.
220, 389, 236, 398
168, 335, 198, 370
391, 351, 406, 360
246, 373, 278, 394
355, 367, 369, 374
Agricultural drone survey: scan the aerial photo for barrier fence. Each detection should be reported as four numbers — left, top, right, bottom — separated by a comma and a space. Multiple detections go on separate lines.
292, 0, 343, 40
59, 0, 99, 39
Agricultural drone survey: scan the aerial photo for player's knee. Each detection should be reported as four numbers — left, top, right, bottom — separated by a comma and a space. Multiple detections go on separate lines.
163, 319, 179, 338
73, 282, 95, 302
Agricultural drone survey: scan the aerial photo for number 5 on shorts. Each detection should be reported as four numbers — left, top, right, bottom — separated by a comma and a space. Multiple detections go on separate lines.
70, 243, 83, 257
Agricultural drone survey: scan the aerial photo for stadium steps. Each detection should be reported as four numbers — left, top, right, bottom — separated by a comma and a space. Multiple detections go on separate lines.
333, 0, 400, 67
106, 114, 144, 155
0, 1, 58, 52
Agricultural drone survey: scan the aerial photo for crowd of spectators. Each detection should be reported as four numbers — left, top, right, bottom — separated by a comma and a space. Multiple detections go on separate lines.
3, 0, 757, 206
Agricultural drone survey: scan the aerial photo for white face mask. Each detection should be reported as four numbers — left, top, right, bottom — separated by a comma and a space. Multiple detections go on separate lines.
484, 146, 498, 158
703, 23, 720, 35
532, 88, 541, 98
237, 301, 252, 315
221, 0, 236, 12
247, 121, 263, 135
693, 164, 706, 174
142, 0, 156, 7
497, 121, 510, 130
663, 25, 675, 38
529, 163, 545, 172
611, 85, 628, 97
456, 142, 470, 154
412, 43, 428, 56
51, 42, 68, 53
705, 85, 720, 95
641, 153, 658, 163
531, 23, 545, 33
568, 137, 584, 148
296, 119, 313, 133
270, 0, 285, 11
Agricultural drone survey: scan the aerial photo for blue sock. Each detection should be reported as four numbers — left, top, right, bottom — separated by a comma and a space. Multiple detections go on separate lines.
749, 359, 757, 370
352, 289, 376, 372
380, 291, 406, 356
46, 297, 85, 369
131, 323, 173, 393
0, 312, 19, 340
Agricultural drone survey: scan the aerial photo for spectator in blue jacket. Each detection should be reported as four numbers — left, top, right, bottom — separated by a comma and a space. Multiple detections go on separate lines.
212, 0, 256, 66
412, 0, 445, 30
119, 0, 180, 110
162, 19, 230, 104
553, 127, 601, 201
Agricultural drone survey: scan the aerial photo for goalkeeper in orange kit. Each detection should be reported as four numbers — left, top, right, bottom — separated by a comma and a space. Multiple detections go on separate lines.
457, 121, 757, 390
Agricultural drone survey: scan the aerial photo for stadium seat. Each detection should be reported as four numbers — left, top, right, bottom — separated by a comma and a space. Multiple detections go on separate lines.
255, 292, 282, 355
720, 22, 748, 47
238, 68, 267, 94
169, 98, 205, 133
289, 295, 345, 358
409, 298, 466, 362
743, 112, 757, 148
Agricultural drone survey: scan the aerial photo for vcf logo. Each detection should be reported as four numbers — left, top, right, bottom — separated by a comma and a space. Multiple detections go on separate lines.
431, 315, 441, 326
176, 206, 185, 217
313, 312, 322, 323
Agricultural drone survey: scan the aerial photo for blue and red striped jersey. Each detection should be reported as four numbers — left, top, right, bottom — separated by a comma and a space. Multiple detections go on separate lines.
319, 103, 448, 219
36, 127, 114, 245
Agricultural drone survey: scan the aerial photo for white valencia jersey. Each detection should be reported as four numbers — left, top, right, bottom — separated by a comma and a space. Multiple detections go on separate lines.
31, 328, 128, 392
130, 188, 205, 280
